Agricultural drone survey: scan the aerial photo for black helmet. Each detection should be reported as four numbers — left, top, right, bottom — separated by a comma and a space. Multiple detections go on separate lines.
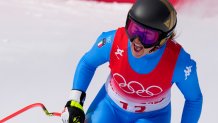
126, 0, 177, 47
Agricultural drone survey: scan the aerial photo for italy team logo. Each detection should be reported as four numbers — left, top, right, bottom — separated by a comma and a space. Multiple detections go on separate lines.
97, 38, 106, 48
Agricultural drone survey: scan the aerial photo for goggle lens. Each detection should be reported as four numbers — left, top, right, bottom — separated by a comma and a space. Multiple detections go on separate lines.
126, 18, 161, 48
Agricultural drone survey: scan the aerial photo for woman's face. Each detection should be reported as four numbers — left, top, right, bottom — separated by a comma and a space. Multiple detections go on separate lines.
130, 37, 154, 58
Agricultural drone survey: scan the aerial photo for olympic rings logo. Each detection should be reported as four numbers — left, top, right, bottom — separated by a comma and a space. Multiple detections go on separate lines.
112, 73, 163, 97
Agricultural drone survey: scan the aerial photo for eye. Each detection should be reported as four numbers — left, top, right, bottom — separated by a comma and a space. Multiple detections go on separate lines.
143, 32, 159, 42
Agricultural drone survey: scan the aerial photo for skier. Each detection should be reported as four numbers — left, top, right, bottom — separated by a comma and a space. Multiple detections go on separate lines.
61, 0, 203, 123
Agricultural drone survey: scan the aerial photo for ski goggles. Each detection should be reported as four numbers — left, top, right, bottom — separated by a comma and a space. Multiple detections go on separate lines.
126, 17, 162, 48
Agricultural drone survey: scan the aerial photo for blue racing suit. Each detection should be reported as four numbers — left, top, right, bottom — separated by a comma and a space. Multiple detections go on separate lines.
72, 29, 203, 123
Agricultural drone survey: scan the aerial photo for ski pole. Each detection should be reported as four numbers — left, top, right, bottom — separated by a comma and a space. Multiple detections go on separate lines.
0, 103, 61, 123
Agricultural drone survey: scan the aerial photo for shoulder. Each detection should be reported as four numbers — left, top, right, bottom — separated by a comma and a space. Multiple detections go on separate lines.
173, 46, 197, 83
92, 29, 117, 50
102, 29, 117, 36
96, 30, 117, 46
85, 29, 117, 62
167, 40, 182, 51
177, 47, 196, 67
167, 40, 192, 63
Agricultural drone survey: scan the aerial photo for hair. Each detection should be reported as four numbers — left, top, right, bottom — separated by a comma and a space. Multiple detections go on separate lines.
158, 31, 177, 48
169, 31, 176, 40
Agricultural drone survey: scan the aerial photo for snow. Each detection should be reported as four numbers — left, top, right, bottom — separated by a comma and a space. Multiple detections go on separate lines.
0, 0, 217, 122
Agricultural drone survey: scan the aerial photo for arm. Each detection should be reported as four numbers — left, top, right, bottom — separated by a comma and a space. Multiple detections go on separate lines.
72, 30, 116, 92
173, 48, 203, 123
61, 30, 116, 123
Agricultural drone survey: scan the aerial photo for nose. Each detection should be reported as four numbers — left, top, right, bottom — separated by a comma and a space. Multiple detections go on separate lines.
133, 37, 142, 44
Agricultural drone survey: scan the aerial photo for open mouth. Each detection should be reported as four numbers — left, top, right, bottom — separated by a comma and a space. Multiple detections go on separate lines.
133, 43, 144, 52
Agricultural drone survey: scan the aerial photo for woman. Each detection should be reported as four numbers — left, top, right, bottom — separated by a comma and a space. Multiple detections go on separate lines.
61, 0, 203, 123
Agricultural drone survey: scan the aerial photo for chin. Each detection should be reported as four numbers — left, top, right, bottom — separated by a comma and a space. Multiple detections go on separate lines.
133, 51, 145, 58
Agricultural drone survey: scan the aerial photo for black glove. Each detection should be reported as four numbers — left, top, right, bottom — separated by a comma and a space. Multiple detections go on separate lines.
61, 90, 86, 123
